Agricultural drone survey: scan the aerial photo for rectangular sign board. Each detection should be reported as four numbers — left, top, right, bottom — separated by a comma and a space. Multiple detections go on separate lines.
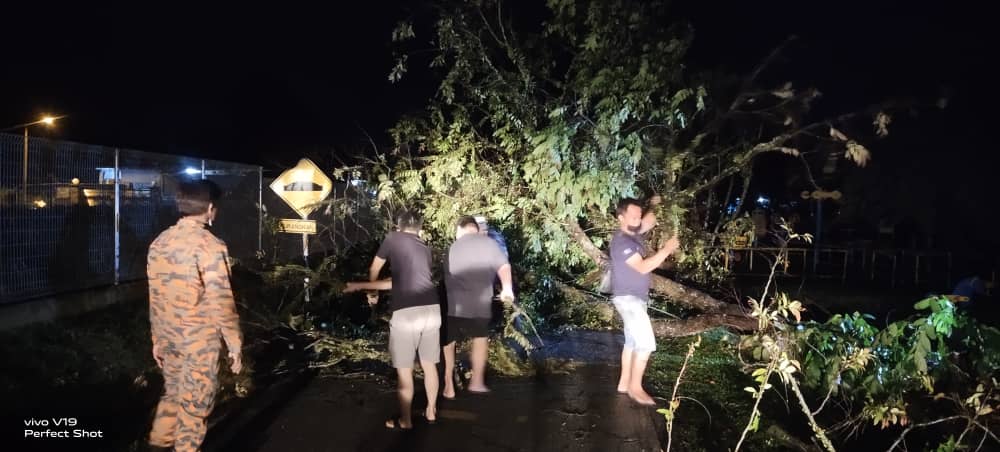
277, 219, 317, 234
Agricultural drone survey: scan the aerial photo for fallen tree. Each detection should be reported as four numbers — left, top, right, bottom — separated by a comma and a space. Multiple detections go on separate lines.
337, 0, 908, 334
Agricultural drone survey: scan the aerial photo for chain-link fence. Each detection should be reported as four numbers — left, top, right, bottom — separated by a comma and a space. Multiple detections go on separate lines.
0, 132, 262, 304
205, 157, 264, 264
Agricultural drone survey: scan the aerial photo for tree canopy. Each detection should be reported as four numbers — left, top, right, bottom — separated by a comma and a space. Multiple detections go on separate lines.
360, 0, 895, 320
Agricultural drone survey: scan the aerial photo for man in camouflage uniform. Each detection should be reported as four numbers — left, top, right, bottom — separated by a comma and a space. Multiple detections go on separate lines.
146, 180, 242, 451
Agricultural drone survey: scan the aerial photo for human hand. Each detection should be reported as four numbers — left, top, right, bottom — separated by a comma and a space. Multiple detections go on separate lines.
229, 352, 242, 374
499, 288, 515, 306
366, 291, 379, 306
661, 235, 680, 254
152, 342, 166, 369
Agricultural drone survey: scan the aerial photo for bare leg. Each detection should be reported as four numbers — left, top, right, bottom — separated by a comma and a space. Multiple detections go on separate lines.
617, 346, 633, 393
419, 360, 439, 421
442, 341, 456, 399
468, 337, 490, 392
388, 368, 414, 428
627, 351, 655, 405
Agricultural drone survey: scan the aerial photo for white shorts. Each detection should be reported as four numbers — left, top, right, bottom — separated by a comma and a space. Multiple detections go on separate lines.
389, 305, 442, 368
612, 295, 657, 353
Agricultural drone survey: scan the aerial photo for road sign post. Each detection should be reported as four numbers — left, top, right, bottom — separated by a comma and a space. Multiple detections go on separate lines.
269, 158, 334, 303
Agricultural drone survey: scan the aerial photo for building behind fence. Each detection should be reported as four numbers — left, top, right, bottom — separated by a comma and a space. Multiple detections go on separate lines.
0, 132, 262, 304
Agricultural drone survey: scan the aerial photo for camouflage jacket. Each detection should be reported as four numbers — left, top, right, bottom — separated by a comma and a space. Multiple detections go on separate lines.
147, 217, 242, 354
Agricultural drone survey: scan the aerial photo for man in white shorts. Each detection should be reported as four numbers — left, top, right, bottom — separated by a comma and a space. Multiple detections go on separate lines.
609, 197, 679, 406
344, 209, 441, 429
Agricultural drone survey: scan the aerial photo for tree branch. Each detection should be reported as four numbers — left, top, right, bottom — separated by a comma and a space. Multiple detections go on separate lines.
690, 103, 885, 197
569, 220, 608, 267
732, 35, 799, 111
650, 273, 740, 314
885, 415, 966, 451
789, 378, 837, 452
730, 171, 752, 222
672, 36, 799, 160
652, 313, 756, 337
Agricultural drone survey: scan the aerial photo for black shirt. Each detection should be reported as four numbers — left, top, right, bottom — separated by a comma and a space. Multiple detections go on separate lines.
375, 231, 439, 311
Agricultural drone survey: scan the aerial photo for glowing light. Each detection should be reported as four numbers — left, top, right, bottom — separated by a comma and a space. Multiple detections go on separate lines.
33, 199, 47, 208
726, 197, 741, 215
71, 178, 80, 185
40, 116, 58, 126
184, 167, 201, 175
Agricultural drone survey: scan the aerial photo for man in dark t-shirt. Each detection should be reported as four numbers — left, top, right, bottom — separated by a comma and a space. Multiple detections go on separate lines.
609, 196, 679, 406
343, 209, 441, 429
442, 216, 513, 397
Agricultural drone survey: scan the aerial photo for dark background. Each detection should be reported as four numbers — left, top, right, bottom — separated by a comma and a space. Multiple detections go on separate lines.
1, 0, 994, 251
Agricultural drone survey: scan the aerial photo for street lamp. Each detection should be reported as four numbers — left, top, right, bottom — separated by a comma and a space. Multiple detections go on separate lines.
1, 115, 65, 200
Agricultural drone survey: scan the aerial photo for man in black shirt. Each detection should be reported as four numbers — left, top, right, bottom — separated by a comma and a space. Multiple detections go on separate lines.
344, 209, 441, 429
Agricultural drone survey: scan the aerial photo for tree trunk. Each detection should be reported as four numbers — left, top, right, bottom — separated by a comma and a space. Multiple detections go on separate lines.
764, 425, 823, 452
650, 273, 735, 313
569, 220, 608, 266
651, 314, 757, 337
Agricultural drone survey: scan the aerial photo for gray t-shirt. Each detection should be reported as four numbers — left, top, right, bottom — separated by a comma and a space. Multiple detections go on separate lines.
610, 230, 650, 299
375, 231, 439, 312
445, 234, 509, 318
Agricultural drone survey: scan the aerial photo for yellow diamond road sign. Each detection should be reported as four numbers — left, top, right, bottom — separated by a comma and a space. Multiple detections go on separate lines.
270, 158, 333, 219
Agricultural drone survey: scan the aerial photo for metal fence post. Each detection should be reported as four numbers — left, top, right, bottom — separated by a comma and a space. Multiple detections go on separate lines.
22, 127, 28, 201
114, 148, 121, 285
258, 165, 263, 255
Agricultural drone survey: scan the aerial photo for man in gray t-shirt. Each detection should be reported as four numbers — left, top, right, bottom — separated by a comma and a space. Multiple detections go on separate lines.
442, 216, 513, 397
609, 196, 679, 406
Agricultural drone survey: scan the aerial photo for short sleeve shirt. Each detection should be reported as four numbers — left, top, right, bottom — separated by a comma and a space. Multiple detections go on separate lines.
445, 234, 509, 318
375, 231, 439, 311
610, 230, 650, 299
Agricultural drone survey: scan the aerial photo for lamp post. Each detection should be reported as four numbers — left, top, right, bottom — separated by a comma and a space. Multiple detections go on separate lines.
1, 115, 64, 200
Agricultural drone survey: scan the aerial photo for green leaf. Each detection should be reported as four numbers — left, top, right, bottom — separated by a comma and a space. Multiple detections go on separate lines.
914, 352, 928, 373
934, 435, 957, 452
918, 333, 931, 354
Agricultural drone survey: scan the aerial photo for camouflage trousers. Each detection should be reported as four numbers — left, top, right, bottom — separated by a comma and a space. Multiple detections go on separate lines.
148, 336, 222, 452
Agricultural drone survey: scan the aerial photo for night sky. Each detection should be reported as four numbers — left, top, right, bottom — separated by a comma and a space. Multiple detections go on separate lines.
1, 1, 994, 248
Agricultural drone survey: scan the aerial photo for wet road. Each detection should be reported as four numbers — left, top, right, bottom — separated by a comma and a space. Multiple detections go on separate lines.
227, 331, 665, 452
